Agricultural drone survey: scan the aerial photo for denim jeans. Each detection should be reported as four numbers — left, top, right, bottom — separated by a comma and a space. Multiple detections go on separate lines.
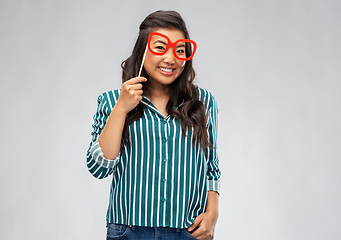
106, 223, 198, 240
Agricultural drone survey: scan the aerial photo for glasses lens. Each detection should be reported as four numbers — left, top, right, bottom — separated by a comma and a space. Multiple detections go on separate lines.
175, 40, 194, 60
149, 34, 169, 55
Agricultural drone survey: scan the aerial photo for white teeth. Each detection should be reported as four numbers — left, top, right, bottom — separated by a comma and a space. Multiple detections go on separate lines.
159, 67, 174, 72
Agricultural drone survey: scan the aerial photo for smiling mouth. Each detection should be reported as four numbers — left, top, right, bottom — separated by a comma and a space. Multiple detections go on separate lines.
158, 67, 175, 73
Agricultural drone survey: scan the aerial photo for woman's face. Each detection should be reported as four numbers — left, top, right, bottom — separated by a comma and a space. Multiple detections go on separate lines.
143, 28, 186, 87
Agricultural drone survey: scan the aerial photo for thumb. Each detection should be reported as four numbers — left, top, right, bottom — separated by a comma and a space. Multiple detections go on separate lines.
187, 214, 203, 232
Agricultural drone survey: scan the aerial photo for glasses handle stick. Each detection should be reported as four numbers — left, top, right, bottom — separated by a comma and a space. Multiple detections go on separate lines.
138, 44, 148, 78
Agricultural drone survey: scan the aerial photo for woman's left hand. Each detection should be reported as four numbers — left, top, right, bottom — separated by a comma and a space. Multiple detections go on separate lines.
187, 210, 218, 240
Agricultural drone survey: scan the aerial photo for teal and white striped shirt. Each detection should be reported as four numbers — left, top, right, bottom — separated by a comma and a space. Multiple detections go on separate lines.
86, 87, 220, 229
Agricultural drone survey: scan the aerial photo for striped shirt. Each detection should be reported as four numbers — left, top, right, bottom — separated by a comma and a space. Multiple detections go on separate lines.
86, 87, 220, 229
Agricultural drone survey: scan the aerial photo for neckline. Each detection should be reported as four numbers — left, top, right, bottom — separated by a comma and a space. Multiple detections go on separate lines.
141, 95, 171, 119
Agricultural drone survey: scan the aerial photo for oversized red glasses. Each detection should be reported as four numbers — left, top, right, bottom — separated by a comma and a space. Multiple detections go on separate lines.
137, 32, 197, 77
147, 32, 197, 61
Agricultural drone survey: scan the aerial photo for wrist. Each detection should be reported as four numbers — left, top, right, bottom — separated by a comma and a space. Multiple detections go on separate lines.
206, 208, 219, 217
113, 101, 130, 116
205, 210, 219, 224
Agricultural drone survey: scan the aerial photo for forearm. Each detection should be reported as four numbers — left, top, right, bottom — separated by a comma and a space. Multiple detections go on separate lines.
187, 191, 219, 238
206, 191, 219, 217
98, 104, 127, 160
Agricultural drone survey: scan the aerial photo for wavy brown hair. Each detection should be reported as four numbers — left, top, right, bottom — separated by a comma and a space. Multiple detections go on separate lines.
121, 10, 211, 151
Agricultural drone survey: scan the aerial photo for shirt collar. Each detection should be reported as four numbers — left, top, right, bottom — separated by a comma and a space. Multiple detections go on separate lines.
141, 95, 184, 109
141, 95, 184, 118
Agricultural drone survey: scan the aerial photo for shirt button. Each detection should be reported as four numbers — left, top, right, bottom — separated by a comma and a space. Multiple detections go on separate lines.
163, 158, 167, 162
163, 138, 167, 143
162, 198, 166, 202
163, 120, 167, 124
163, 178, 167, 182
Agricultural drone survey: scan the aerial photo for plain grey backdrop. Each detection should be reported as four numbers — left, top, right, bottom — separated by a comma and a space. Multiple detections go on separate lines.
1, 0, 340, 239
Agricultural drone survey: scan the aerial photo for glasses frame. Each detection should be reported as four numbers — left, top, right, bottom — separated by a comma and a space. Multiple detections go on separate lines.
147, 32, 197, 61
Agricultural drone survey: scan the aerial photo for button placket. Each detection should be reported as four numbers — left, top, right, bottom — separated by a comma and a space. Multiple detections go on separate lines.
161, 117, 168, 204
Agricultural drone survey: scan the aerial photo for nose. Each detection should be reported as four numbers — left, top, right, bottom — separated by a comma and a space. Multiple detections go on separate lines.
163, 47, 176, 64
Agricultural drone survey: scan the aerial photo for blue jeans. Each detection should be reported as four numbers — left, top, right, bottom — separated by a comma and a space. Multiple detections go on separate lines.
106, 223, 198, 240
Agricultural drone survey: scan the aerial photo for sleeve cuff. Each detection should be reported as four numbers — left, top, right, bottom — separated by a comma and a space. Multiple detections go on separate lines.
89, 139, 120, 169
207, 179, 220, 195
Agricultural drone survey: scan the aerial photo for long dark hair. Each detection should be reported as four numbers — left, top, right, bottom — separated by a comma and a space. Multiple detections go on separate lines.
121, 10, 211, 151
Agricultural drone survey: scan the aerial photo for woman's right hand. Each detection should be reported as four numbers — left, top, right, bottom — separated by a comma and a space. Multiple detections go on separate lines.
116, 77, 147, 114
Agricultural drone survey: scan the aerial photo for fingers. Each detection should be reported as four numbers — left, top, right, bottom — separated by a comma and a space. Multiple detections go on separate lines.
191, 226, 205, 239
188, 213, 215, 240
128, 83, 144, 91
187, 214, 202, 232
117, 77, 146, 113
132, 90, 143, 96
122, 77, 146, 93
126, 88, 143, 99
124, 77, 147, 85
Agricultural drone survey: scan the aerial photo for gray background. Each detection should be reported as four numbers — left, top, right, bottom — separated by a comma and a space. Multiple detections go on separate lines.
0, 0, 340, 239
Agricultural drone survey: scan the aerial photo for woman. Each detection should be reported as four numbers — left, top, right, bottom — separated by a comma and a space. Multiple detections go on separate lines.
87, 10, 220, 240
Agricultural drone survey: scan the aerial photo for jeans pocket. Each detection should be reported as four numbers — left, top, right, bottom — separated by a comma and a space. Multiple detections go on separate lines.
181, 229, 199, 240
106, 223, 130, 239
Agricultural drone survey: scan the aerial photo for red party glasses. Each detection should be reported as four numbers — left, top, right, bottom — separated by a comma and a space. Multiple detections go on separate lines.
137, 32, 197, 77
147, 32, 197, 61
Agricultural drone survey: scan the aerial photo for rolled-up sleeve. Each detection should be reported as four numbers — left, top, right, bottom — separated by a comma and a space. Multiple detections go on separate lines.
205, 93, 221, 194
86, 94, 120, 179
